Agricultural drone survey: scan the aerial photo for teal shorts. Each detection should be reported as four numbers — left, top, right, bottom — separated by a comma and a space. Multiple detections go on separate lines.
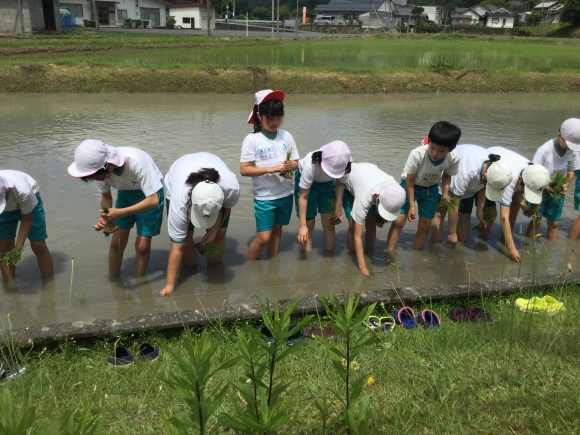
574, 170, 580, 211
165, 199, 230, 232
400, 179, 439, 220
539, 189, 564, 222
0, 193, 47, 241
456, 193, 495, 215
115, 187, 164, 237
255, 194, 293, 232
342, 190, 376, 220
294, 169, 335, 220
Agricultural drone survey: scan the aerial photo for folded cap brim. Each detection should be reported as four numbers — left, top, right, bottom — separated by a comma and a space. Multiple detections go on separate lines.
377, 203, 400, 222
485, 184, 504, 202
67, 162, 99, 178
524, 185, 543, 204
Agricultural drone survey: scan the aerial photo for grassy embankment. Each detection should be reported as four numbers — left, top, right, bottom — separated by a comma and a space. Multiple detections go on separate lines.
1, 282, 579, 434
1, 32, 580, 93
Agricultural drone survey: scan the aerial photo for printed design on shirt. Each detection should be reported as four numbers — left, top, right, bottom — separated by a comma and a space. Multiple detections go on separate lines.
421, 172, 440, 184
132, 180, 138, 186
282, 143, 288, 151
258, 146, 278, 161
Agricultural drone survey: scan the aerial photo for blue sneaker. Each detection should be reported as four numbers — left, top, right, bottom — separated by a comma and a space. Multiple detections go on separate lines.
137, 343, 161, 363
106, 346, 134, 367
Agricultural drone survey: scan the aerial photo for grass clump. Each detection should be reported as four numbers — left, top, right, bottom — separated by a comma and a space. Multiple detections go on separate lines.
100, 203, 119, 237
549, 170, 567, 201
196, 243, 221, 261
436, 197, 460, 213
281, 148, 293, 179
0, 246, 24, 266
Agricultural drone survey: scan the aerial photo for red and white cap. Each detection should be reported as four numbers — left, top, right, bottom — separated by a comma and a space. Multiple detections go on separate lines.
190, 181, 225, 229
561, 118, 580, 152
68, 139, 125, 178
522, 165, 550, 204
373, 182, 406, 222
0, 175, 15, 214
319, 141, 353, 179
247, 89, 285, 124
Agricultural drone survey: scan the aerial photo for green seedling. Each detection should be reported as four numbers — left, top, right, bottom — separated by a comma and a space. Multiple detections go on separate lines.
473, 206, 497, 232
523, 203, 540, 219
549, 170, 567, 201
196, 243, 221, 261
0, 246, 24, 267
282, 148, 293, 179
436, 197, 460, 213
100, 203, 119, 237
328, 197, 342, 225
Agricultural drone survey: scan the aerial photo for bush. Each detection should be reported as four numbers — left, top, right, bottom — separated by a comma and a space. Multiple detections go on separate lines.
167, 17, 176, 28
546, 23, 576, 37
82, 19, 96, 28
134, 19, 142, 28
517, 27, 534, 37
142, 20, 150, 28
123, 18, 132, 28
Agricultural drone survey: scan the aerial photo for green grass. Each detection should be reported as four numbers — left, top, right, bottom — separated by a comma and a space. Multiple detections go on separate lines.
3, 37, 580, 73
2, 285, 579, 433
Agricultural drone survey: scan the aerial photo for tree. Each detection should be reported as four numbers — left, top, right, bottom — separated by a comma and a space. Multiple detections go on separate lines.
251, 6, 271, 19
561, 0, 580, 26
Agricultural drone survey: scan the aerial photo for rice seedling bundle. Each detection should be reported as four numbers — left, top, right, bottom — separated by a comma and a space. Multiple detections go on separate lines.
328, 198, 342, 225
473, 206, 497, 232
523, 203, 540, 219
549, 170, 567, 201
436, 197, 460, 213
0, 246, 24, 266
282, 148, 293, 179
196, 243, 221, 261
101, 204, 119, 237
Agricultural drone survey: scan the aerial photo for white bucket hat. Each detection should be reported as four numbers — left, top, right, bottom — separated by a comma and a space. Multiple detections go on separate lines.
0, 175, 15, 214
68, 139, 125, 178
522, 165, 550, 204
485, 160, 512, 202
319, 141, 353, 179
190, 181, 224, 229
247, 89, 285, 124
561, 118, 580, 152
373, 182, 406, 221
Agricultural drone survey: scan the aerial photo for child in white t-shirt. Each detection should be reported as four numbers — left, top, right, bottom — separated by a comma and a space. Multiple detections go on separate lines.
387, 121, 461, 251
528, 119, 580, 240
68, 140, 164, 277
240, 89, 299, 259
0, 170, 53, 281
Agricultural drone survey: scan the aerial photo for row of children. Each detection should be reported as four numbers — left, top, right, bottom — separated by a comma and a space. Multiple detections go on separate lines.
1, 88, 579, 295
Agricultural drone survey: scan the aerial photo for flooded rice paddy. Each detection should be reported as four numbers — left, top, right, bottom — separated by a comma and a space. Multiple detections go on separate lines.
1, 93, 579, 330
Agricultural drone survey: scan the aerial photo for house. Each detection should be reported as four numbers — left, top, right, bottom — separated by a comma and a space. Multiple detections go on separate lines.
313, 0, 384, 23
421, 6, 443, 25
167, 3, 216, 30
483, 8, 516, 27
450, 4, 515, 26
451, 6, 483, 25
533, 2, 565, 23
358, 0, 418, 32
58, 0, 168, 27
0, 0, 61, 33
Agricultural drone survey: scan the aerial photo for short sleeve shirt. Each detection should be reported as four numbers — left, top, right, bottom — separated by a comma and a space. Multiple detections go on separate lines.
344, 163, 396, 226
240, 129, 299, 201
532, 138, 580, 177
298, 150, 350, 189
447, 144, 489, 198
401, 144, 460, 187
95, 147, 163, 196
486, 146, 531, 207
0, 170, 39, 214
165, 152, 240, 243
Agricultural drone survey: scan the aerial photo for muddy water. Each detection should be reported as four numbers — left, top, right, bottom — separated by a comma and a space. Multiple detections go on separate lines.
1, 93, 579, 330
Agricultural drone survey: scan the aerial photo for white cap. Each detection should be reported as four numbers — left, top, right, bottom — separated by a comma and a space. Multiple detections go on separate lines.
319, 141, 353, 179
561, 118, 580, 152
374, 182, 406, 221
247, 89, 285, 124
485, 160, 512, 202
522, 165, 550, 204
190, 181, 224, 229
0, 175, 15, 214
68, 139, 125, 178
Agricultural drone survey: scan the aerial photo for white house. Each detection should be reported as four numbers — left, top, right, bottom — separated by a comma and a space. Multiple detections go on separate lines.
483, 8, 516, 28
167, 3, 216, 30
421, 6, 443, 25
58, 0, 168, 27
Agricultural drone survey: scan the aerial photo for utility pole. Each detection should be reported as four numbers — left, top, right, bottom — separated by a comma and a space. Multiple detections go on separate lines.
17, 0, 25, 37
271, 0, 274, 37
276, 0, 280, 36
542, 7, 548, 42
295, 0, 299, 35
92, 0, 99, 30
207, 0, 211, 36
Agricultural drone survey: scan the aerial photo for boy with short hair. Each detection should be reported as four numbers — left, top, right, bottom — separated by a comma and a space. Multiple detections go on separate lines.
0, 170, 53, 281
387, 121, 461, 251
527, 118, 580, 240
68, 139, 164, 277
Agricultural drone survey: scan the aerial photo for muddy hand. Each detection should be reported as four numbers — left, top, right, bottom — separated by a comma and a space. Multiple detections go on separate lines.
94, 218, 107, 231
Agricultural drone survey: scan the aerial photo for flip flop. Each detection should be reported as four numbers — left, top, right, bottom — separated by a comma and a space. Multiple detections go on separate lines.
285, 324, 307, 345
448, 308, 470, 323
468, 308, 491, 322
394, 307, 417, 329
416, 310, 441, 328
364, 316, 395, 332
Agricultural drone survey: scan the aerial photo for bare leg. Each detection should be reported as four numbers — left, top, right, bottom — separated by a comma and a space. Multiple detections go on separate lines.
526, 216, 542, 238
412, 216, 432, 250
364, 216, 377, 249
386, 214, 406, 251
210, 227, 228, 262
301, 218, 316, 252
0, 239, 16, 281
134, 235, 152, 277
267, 224, 282, 255
30, 240, 53, 278
457, 212, 471, 242
247, 229, 273, 260
108, 228, 130, 276
546, 219, 559, 240
347, 219, 355, 251
320, 213, 335, 251
182, 230, 197, 267
568, 215, 580, 239
430, 210, 446, 242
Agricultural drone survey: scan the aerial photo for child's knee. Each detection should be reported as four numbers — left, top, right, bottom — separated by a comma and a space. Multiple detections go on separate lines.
135, 238, 151, 255
255, 231, 272, 245
548, 220, 559, 229
418, 218, 431, 232
392, 215, 406, 229
30, 240, 49, 256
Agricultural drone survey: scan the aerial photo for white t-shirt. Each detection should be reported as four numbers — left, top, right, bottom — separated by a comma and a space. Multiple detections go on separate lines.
486, 146, 531, 207
240, 130, 299, 201
344, 163, 396, 226
165, 152, 240, 243
445, 144, 489, 198
96, 147, 163, 196
298, 150, 350, 189
0, 170, 39, 214
401, 144, 460, 187
532, 138, 580, 177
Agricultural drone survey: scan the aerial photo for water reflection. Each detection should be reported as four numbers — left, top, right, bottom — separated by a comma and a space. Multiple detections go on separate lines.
1, 93, 580, 329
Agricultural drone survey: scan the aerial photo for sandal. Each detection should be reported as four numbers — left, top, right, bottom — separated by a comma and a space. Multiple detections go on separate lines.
394, 307, 417, 329
416, 310, 441, 328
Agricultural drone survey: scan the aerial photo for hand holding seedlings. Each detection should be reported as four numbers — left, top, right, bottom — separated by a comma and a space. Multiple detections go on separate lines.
0, 246, 25, 267
473, 206, 497, 232
100, 205, 122, 222
328, 198, 342, 225
436, 197, 460, 213
548, 170, 567, 201
281, 148, 294, 179
99, 204, 119, 237
196, 243, 221, 262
